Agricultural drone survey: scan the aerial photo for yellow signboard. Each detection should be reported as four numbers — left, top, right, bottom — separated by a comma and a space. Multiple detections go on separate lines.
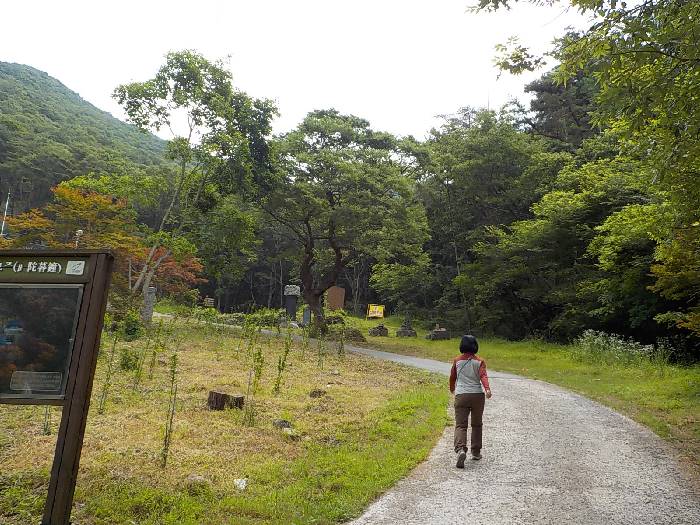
367, 304, 385, 319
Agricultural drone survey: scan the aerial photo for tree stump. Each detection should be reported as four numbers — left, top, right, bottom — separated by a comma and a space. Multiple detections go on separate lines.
207, 391, 244, 410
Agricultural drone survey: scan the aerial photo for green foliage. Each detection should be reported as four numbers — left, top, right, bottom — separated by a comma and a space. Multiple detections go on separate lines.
0, 62, 165, 210
324, 308, 348, 326
108, 50, 277, 303
273, 332, 293, 396
133, 322, 162, 389
98, 332, 120, 415
370, 254, 432, 308
243, 342, 265, 427
494, 36, 545, 75
42, 406, 52, 436
457, 151, 663, 340
161, 353, 179, 468
65, 171, 171, 219
266, 109, 429, 329
471, 0, 700, 356
122, 309, 145, 341
193, 306, 219, 324
520, 67, 598, 150
573, 329, 657, 367
113, 50, 277, 197
399, 108, 571, 329
195, 194, 258, 286
247, 307, 283, 328
119, 346, 140, 372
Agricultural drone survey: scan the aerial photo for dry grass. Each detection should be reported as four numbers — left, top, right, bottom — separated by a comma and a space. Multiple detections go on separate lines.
0, 322, 447, 524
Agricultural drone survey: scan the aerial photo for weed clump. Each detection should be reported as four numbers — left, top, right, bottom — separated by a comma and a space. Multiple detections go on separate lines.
97, 332, 120, 414
574, 330, 673, 373
273, 332, 293, 395
122, 309, 145, 341
243, 339, 265, 427
161, 353, 179, 468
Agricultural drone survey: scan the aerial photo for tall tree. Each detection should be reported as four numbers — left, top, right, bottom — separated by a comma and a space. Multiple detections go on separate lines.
479, 0, 700, 347
460, 150, 662, 340
0, 185, 145, 294
413, 108, 569, 327
520, 67, 598, 149
113, 50, 276, 314
265, 110, 429, 330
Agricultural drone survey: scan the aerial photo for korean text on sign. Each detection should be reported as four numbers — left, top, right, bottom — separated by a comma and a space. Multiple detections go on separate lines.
367, 304, 385, 318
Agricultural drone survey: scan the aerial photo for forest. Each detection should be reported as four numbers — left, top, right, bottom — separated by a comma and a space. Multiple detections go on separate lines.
1, 0, 698, 360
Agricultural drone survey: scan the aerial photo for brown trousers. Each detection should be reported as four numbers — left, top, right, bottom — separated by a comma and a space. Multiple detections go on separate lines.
454, 393, 485, 453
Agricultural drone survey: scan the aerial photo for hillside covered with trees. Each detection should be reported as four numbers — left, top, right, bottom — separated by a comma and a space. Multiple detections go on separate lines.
1, 0, 698, 361
0, 62, 165, 209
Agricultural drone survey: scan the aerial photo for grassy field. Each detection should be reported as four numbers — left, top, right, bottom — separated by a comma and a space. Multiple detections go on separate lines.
350, 315, 700, 471
0, 320, 448, 525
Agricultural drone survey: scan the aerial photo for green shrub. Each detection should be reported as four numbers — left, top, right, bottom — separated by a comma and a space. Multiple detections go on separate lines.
121, 309, 145, 341
102, 311, 116, 333
193, 307, 218, 324
176, 288, 200, 307
247, 307, 284, 328
119, 346, 140, 371
573, 330, 660, 366
218, 312, 246, 326
325, 310, 347, 325
155, 298, 195, 317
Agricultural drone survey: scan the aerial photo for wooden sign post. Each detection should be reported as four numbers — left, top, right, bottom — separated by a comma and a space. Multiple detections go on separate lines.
0, 250, 114, 525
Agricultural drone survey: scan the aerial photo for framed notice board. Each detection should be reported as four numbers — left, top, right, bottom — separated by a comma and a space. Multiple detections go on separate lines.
0, 284, 83, 400
0, 250, 113, 525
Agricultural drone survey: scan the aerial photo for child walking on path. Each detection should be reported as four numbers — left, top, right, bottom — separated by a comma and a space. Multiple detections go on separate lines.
449, 335, 492, 468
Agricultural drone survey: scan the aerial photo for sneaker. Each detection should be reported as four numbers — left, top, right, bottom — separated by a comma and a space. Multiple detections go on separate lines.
456, 450, 467, 468
471, 452, 482, 461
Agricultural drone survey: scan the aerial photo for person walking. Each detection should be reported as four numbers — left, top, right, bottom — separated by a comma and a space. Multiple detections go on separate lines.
449, 334, 491, 468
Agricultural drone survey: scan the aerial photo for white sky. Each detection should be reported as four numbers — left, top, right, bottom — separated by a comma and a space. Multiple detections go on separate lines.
1, 0, 590, 139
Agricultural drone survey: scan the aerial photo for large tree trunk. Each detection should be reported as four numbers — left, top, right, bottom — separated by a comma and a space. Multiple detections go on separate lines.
303, 289, 326, 334
300, 255, 347, 334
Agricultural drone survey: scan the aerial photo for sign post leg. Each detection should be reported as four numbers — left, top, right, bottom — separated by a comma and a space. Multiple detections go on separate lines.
42, 254, 112, 525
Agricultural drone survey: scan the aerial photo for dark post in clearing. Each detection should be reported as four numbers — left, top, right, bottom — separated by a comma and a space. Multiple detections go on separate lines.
0, 250, 114, 525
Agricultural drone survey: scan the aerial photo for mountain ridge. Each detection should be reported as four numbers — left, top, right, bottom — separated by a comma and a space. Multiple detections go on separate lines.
0, 61, 166, 210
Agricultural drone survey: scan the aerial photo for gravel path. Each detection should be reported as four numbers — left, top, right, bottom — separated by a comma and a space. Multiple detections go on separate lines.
345, 344, 700, 525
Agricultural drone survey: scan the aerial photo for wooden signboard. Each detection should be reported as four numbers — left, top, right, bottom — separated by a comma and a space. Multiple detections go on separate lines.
326, 286, 345, 311
0, 250, 114, 525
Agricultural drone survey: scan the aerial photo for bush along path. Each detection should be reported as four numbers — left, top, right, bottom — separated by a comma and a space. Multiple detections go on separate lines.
343, 345, 700, 525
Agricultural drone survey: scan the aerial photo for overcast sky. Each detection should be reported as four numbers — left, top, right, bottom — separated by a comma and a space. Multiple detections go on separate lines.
2, 0, 589, 139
